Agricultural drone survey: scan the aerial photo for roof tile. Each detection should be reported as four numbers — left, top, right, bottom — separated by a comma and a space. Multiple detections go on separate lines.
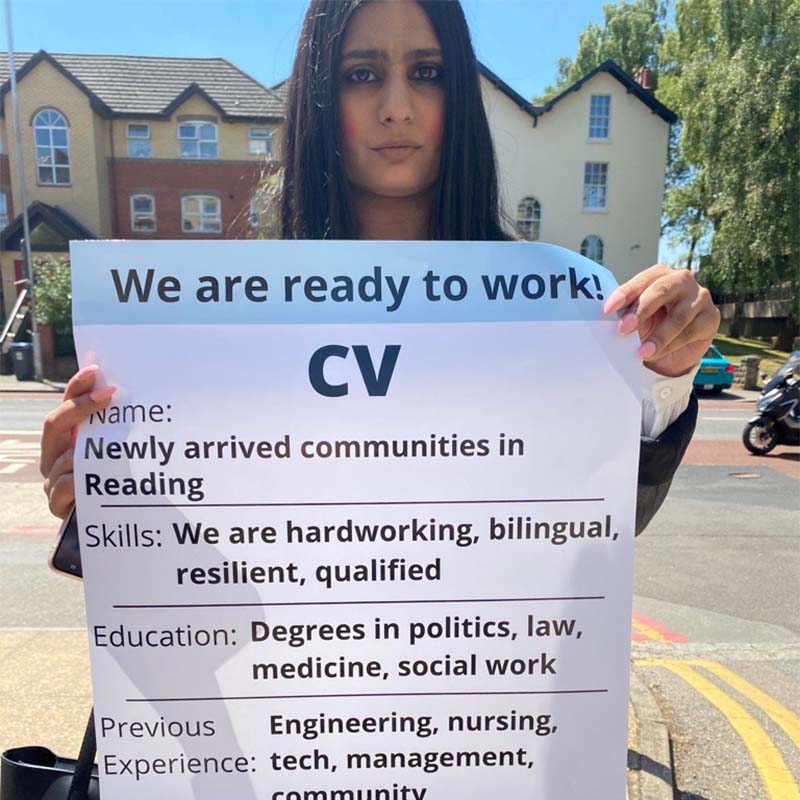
0, 52, 284, 119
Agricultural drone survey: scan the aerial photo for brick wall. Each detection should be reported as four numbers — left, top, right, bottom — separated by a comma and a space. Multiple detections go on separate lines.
0, 155, 13, 220
110, 158, 279, 240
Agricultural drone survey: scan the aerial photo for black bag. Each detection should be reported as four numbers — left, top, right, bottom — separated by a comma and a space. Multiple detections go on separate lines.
1, 711, 99, 800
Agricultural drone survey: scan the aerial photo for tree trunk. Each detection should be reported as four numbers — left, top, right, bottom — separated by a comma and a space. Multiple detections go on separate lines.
685, 235, 698, 270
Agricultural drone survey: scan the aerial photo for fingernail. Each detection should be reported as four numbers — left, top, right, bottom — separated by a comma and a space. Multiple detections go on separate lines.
603, 288, 626, 315
89, 386, 116, 403
618, 312, 638, 334
637, 341, 657, 359
76, 364, 100, 380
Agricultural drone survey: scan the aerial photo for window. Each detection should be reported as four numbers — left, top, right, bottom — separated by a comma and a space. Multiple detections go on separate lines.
249, 128, 274, 157
127, 124, 152, 158
182, 195, 221, 233
130, 194, 156, 232
580, 235, 604, 265
0, 193, 8, 229
33, 108, 70, 184
515, 196, 541, 241
178, 121, 218, 159
249, 195, 260, 229
589, 95, 610, 139
583, 163, 608, 210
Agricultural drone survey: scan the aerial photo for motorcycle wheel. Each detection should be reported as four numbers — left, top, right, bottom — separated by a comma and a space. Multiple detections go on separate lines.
742, 418, 778, 455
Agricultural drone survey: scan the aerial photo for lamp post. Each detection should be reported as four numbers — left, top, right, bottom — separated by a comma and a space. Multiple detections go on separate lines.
5, 0, 43, 381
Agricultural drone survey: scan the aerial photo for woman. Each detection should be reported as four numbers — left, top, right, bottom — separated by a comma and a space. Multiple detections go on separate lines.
40, 0, 719, 533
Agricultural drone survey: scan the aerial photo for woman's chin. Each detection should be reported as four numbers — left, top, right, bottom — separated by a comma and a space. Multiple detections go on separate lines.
365, 179, 434, 200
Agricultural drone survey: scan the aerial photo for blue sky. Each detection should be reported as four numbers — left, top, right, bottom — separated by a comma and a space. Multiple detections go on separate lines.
6, 0, 605, 104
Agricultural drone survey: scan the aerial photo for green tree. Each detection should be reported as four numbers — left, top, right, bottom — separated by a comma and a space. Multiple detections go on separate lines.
32, 255, 75, 355
535, 0, 668, 103
661, 0, 800, 346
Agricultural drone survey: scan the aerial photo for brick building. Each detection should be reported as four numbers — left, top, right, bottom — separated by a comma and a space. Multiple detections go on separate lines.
0, 51, 284, 323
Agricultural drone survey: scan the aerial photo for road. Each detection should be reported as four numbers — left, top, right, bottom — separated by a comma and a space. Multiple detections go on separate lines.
0, 389, 798, 797
633, 396, 800, 800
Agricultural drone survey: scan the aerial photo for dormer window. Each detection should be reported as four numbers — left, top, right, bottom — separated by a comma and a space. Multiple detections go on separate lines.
249, 128, 274, 157
127, 124, 152, 158
178, 121, 218, 159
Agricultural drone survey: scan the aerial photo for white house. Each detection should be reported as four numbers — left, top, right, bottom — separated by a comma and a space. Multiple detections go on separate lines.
479, 60, 676, 281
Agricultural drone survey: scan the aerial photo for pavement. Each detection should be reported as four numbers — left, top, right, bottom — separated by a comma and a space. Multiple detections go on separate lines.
0, 373, 66, 393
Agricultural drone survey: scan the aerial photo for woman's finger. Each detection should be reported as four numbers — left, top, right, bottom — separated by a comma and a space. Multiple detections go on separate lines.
48, 472, 76, 520
629, 269, 697, 328
649, 305, 720, 360
603, 264, 671, 315
43, 447, 74, 500
636, 296, 699, 356
63, 364, 100, 401
40, 385, 116, 479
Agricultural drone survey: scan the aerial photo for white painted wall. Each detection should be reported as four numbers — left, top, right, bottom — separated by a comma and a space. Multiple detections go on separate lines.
481, 70, 670, 282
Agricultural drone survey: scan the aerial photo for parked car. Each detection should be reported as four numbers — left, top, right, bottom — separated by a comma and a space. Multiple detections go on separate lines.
693, 344, 735, 394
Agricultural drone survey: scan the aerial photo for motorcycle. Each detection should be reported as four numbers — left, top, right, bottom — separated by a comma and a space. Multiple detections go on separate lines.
742, 351, 800, 455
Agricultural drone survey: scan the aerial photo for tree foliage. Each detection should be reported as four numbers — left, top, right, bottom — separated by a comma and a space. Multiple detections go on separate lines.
661, 0, 800, 344
539, 0, 799, 345
32, 255, 72, 332
535, 0, 667, 103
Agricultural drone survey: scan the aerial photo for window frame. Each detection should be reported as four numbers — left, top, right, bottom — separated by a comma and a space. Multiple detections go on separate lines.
181, 194, 222, 233
0, 192, 8, 229
588, 94, 611, 140
177, 120, 219, 160
515, 196, 541, 241
583, 162, 609, 211
580, 235, 604, 265
130, 193, 156, 233
126, 123, 152, 158
248, 127, 274, 157
33, 108, 71, 186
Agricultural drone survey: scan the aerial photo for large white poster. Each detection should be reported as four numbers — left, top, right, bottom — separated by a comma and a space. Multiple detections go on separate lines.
70, 240, 642, 800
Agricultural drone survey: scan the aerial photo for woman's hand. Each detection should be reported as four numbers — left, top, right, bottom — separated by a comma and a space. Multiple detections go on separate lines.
603, 264, 721, 378
40, 365, 116, 520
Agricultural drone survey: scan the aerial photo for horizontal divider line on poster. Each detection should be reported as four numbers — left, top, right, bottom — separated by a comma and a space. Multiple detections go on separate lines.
127, 688, 610, 703
112, 595, 606, 610
98, 497, 606, 509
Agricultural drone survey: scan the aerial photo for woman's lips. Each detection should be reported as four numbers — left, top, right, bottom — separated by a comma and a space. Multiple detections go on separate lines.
373, 145, 419, 161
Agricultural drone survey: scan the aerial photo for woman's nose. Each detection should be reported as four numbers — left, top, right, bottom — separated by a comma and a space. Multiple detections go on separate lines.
378, 72, 414, 124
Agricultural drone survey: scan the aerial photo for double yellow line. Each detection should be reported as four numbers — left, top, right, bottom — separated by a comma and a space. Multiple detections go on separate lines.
636, 658, 800, 799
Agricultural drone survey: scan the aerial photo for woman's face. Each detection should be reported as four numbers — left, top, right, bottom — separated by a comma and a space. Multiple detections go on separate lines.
338, 0, 446, 201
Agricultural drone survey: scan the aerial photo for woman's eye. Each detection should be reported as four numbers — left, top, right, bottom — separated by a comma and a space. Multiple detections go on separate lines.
347, 67, 377, 84
415, 64, 444, 82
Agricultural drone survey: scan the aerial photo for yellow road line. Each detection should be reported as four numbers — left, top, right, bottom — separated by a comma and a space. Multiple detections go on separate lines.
636, 659, 800, 800
686, 660, 800, 752
631, 619, 668, 642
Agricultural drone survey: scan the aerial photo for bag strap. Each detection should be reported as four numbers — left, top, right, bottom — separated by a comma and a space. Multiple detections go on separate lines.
68, 708, 96, 800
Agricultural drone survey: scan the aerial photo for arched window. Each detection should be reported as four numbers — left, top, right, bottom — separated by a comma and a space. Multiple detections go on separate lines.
33, 108, 70, 185
580, 235, 604, 265
515, 196, 541, 241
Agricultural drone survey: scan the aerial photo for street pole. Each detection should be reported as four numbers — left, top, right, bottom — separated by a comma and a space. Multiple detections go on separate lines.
5, 0, 43, 381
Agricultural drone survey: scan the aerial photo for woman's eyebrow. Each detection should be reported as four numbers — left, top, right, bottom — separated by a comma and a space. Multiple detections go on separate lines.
341, 47, 443, 61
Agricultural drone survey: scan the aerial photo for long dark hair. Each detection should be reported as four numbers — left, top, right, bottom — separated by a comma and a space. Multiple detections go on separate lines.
280, 0, 513, 240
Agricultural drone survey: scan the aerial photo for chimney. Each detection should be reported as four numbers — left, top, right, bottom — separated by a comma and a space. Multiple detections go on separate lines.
634, 67, 654, 93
